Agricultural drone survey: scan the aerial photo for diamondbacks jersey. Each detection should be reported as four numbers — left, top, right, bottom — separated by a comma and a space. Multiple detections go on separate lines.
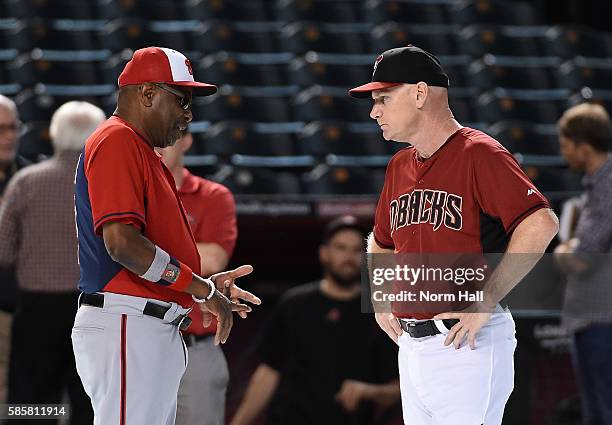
74, 116, 200, 308
374, 127, 550, 255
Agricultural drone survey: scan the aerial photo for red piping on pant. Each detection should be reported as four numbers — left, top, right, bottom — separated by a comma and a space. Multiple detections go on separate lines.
121, 314, 127, 425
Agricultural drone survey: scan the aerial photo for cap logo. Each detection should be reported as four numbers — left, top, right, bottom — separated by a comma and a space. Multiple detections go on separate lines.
185, 59, 193, 76
373, 54, 383, 77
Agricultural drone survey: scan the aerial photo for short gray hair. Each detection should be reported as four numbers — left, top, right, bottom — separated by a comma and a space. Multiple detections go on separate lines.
49, 101, 106, 152
0, 94, 19, 119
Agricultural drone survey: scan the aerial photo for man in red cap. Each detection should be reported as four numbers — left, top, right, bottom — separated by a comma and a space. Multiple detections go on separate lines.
349, 45, 559, 425
72, 47, 261, 425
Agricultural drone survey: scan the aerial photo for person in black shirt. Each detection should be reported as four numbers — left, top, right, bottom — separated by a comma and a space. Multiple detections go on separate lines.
230, 216, 400, 425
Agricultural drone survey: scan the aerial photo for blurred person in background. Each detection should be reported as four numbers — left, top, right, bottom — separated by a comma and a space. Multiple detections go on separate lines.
554, 103, 612, 425
0, 94, 30, 405
0, 101, 106, 424
158, 128, 238, 425
230, 216, 400, 425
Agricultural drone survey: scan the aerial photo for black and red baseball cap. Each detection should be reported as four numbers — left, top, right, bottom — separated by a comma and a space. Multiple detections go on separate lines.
118, 47, 217, 96
349, 45, 449, 98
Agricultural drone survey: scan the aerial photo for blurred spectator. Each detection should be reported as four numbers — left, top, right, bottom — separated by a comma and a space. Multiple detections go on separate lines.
230, 216, 400, 425
0, 95, 29, 197
554, 103, 612, 425
0, 94, 30, 405
158, 129, 238, 425
0, 101, 105, 425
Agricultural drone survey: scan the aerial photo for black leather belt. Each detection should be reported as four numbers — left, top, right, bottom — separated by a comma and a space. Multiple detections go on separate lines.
80, 293, 192, 331
398, 318, 459, 338
182, 333, 213, 347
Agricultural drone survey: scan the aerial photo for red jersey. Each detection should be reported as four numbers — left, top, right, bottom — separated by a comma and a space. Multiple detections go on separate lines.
373, 128, 550, 317
177, 169, 237, 335
75, 116, 200, 308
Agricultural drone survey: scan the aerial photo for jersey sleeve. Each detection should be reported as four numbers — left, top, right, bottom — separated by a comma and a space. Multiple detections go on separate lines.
85, 131, 147, 235
473, 141, 550, 234
193, 185, 237, 257
373, 159, 396, 249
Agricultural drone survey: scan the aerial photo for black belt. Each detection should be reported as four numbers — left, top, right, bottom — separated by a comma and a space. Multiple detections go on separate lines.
182, 333, 213, 347
398, 318, 459, 338
79, 293, 192, 331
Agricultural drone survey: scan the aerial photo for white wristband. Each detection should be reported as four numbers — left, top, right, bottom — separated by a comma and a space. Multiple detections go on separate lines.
140, 245, 170, 282
191, 279, 216, 303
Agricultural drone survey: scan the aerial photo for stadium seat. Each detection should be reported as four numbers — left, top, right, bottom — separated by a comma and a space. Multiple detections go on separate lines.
4, 0, 96, 19
522, 166, 582, 192
280, 22, 369, 55
459, 25, 547, 57
448, 88, 478, 123
14, 87, 109, 122
199, 52, 289, 87
100, 51, 131, 86
303, 165, 385, 194
194, 87, 294, 123
7, 50, 105, 86
557, 57, 612, 90
487, 121, 560, 155
5, 18, 98, 51
147, 21, 198, 53
0, 19, 19, 50
363, 0, 451, 25
475, 89, 568, 124
468, 57, 558, 91
451, 0, 543, 26
193, 21, 281, 54
288, 53, 371, 88
212, 166, 302, 194
568, 90, 612, 120
97, 0, 182, 21
296, 121, 388, 156
545, 27, 612, 59
187, 0, 274, 21
99, 19, 153, 52
17, 121, 53, 162
439, 55, 470, 89
275, 0, 362, 23
370, 23, 458, 56
293, 86, 372, 122
195, 121, 296, 156
0, 49, 18, 85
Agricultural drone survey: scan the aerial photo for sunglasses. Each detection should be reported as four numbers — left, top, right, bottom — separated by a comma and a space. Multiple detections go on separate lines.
153, 83, 192, 111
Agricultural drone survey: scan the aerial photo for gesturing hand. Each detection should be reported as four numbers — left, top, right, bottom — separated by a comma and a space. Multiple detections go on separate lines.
201, 290, 251, 345
200, 265, 261, 328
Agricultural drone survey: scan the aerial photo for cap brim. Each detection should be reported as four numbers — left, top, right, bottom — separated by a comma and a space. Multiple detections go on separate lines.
169, 81, 218, 96
348, 82, 402, 98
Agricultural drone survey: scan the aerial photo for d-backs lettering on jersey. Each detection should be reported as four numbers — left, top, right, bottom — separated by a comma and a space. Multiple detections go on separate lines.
374, 127, 550, 254
74, 116, 200, 308
390, 189, 463, 234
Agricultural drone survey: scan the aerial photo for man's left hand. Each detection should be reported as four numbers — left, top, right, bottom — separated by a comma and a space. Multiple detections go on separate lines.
434, 301, 495, 350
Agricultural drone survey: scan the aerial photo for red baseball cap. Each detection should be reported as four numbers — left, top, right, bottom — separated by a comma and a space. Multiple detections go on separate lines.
118, 47, 217, 96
